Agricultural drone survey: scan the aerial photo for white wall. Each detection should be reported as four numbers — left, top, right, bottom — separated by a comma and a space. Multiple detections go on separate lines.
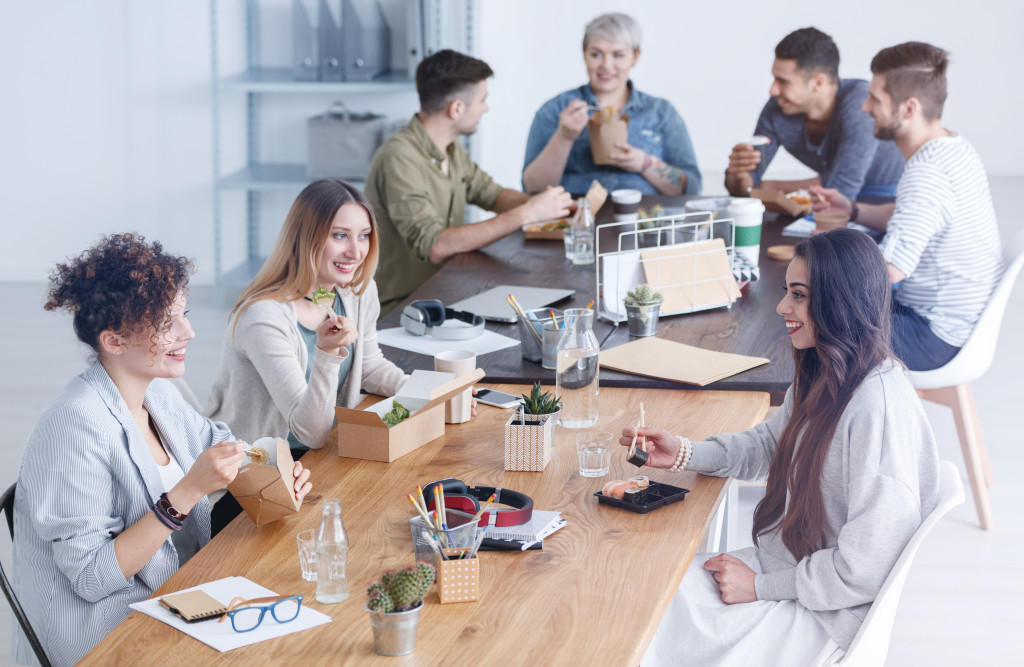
1, 0, 1020, 285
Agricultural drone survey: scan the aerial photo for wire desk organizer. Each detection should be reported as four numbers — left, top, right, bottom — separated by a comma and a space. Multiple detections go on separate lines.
595, 207, 751, 325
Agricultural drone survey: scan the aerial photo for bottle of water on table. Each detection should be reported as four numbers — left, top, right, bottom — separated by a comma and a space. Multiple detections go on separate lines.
555, 307, 599, 427
316, 498, 350, 603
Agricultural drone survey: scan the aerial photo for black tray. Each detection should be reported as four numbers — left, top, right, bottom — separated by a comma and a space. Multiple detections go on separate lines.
594, 481, 690, 514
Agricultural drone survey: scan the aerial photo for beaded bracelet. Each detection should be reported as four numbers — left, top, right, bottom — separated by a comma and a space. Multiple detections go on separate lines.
668, 435, 692, 472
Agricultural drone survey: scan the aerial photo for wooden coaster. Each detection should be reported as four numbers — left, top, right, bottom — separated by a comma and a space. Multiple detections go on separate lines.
767, 245, 796, 261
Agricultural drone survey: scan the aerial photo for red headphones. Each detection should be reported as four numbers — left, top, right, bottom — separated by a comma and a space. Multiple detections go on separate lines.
421, 478, 534, 528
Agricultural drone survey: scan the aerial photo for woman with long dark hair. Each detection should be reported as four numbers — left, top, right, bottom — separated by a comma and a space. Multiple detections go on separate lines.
621, 229, 940, 665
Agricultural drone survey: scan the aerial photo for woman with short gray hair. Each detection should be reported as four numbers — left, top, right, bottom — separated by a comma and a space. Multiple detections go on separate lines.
523, 12, 701, 196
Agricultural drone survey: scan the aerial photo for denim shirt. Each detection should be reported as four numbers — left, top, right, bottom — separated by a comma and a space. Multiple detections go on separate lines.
524, 83, 701, 195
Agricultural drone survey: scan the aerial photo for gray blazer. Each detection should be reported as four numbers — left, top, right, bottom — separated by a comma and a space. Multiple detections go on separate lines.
12, 362, 235, 666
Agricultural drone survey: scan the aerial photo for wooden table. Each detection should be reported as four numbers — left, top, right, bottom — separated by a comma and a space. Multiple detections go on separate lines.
81, 385, 768, 666
379, 197, 797, 404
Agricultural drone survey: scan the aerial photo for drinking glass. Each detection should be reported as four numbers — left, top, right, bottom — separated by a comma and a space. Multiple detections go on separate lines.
296, 529, 318, 582
575, 431, 613, 477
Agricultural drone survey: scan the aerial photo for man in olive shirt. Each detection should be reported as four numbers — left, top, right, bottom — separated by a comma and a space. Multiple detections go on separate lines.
366, 49, 573, 313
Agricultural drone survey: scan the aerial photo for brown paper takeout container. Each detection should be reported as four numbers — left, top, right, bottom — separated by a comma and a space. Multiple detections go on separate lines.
588, 109, 629, 165
750, 188, 809, 217
228, 437, 301, 526
335, 368, 485, 463
523, 179, 610, 240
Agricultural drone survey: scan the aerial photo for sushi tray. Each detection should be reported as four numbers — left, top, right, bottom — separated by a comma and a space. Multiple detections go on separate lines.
594, 481, 690, 514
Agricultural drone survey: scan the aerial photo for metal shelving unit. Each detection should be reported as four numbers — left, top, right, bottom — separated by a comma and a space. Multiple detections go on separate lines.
210, 0, 472, 289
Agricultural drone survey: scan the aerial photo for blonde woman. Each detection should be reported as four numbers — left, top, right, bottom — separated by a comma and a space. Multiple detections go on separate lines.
205, 179, 407, 458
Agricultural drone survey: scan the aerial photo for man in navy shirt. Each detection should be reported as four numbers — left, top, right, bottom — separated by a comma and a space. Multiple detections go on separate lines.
725, 27, 905, 203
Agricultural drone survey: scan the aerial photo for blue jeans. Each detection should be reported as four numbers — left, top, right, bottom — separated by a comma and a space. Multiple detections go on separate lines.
891, 296, 961, 371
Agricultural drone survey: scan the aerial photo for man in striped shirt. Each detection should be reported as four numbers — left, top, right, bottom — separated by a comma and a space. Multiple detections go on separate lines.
812, 42, 1003, 371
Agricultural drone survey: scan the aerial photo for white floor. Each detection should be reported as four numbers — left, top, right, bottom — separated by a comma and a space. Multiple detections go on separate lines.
1, 177, 1022, 665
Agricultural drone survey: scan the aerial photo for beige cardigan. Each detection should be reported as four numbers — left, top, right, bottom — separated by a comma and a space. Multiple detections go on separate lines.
204, 280, 407, 449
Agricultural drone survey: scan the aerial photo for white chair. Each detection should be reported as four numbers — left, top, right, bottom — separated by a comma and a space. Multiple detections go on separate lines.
908, 230, 1024, 529
814, 460, 966, 666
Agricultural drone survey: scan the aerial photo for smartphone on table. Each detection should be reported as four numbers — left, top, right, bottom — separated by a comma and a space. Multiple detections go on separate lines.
474, 389, 523, 409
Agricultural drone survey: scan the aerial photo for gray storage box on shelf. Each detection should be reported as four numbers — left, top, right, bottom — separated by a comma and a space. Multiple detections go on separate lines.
307, 101, 388, 180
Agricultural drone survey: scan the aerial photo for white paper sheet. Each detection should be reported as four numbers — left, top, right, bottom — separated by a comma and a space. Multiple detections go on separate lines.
377, 326, 519, 356
782, 216, 879, 238
130, 576, 331, 652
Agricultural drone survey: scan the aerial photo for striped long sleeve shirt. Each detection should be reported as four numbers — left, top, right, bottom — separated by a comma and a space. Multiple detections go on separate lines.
880, 134, 1003, 347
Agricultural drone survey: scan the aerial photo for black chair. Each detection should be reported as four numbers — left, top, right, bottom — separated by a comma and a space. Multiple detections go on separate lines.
1, 483, 52, 667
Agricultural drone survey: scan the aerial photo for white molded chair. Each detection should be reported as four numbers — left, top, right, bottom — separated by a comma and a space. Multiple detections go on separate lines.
908, 230, 1024, 530
814, 460, 965, 666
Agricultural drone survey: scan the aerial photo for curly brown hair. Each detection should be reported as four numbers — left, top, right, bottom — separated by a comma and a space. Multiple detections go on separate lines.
45, 233, 194, 352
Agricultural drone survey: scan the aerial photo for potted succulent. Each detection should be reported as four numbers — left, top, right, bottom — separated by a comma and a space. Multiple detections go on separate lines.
624, 284, 664, 337
505, 382, 561, 471
365, 563, 435, 656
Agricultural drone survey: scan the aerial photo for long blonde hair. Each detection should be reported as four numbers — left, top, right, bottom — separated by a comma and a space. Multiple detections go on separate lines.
232, 179, 380, 326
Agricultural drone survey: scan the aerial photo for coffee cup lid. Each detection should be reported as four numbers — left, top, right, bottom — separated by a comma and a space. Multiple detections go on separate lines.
610, 189, 643, 204
746, 136, 770, 147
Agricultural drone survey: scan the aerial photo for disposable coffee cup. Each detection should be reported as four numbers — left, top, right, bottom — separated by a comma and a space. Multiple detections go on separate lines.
611, 189, 642, 220
726, 198, 765, 267
747, 135, 770, 164
434, 350, 475, 424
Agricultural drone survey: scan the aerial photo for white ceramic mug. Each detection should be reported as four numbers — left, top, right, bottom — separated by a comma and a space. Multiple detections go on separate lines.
434, 350, 476, 424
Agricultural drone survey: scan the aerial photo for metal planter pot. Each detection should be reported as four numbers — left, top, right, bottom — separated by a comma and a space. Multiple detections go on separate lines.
366, 601, 423, 656
625, 303, 661, 337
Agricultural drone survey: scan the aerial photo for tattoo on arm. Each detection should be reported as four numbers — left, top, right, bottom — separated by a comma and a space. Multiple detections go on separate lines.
647, 158, 687, 190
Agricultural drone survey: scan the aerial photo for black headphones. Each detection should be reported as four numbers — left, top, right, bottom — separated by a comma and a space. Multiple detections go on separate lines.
400, 299, 485, 340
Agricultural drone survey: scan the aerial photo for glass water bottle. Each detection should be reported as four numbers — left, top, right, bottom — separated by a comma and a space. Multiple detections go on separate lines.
571, 198, 596, 265
555, 308, 600, 427
316, 498, 350, 603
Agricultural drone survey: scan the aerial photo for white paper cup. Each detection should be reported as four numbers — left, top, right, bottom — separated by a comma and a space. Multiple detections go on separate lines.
611, 189, 642, 215
434, 350, 476, 424
727, 198, 766, 267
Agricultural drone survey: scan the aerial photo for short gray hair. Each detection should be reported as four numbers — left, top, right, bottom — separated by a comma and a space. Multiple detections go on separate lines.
583, 13, 641, 52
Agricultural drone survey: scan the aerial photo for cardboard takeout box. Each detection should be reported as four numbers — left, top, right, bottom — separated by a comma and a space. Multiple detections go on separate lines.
228, 437, 301, 526
750, 187, 809, 217
335, 368, 485, 462
588, 110, 629, 165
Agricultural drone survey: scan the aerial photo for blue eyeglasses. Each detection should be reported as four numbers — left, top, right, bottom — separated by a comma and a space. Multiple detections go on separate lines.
218, 595, 303, 633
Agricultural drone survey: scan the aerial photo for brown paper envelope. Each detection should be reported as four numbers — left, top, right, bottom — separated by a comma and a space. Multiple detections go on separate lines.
751, 188, 808, 216
599, 337, 769, 386
589, 113, 629, 165
639, 238, 740, 313
227, 438, 301, 526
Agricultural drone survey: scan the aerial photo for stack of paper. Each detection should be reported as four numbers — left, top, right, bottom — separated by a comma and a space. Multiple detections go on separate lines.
599, 337, 769, 386
486, 510, 565, 550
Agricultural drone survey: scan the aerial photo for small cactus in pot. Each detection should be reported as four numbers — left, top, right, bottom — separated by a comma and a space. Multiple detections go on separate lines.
366, 563, 435, 613
624, 283, 664, 307
624, 283, 663, 337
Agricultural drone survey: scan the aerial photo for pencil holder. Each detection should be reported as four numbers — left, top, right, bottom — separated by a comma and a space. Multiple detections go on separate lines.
409, 512, 481, 573
437, 549, 479, 604
517, 309, 562, 363
504, 412, 556, 471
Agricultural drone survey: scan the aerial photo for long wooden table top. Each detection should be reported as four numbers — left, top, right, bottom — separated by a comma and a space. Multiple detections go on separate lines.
81, 385, 768, 666
379, 196, 797, 404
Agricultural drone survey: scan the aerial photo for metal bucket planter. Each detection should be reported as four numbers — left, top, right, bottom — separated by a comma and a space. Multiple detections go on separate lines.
625, 303, 661, 337
366, 601, 423, 656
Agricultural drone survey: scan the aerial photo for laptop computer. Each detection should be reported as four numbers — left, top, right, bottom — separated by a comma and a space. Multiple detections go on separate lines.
449, 285, 576, 323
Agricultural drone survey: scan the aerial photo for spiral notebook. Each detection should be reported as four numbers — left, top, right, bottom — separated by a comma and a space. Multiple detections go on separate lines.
159, 589, 227, 623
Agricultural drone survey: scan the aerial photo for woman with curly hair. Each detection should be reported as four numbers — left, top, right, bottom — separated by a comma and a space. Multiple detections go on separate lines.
12, 233, 313, 666
204, 179, 408, 457
621, 229, 940, 665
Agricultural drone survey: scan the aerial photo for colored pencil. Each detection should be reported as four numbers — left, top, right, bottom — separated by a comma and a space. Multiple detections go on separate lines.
407, 494, 432, 524
548, 309, 559, 329
585, 300, 595, 310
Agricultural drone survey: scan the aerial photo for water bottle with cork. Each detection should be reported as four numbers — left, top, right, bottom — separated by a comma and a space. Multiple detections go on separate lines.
316, 498, 350, 603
